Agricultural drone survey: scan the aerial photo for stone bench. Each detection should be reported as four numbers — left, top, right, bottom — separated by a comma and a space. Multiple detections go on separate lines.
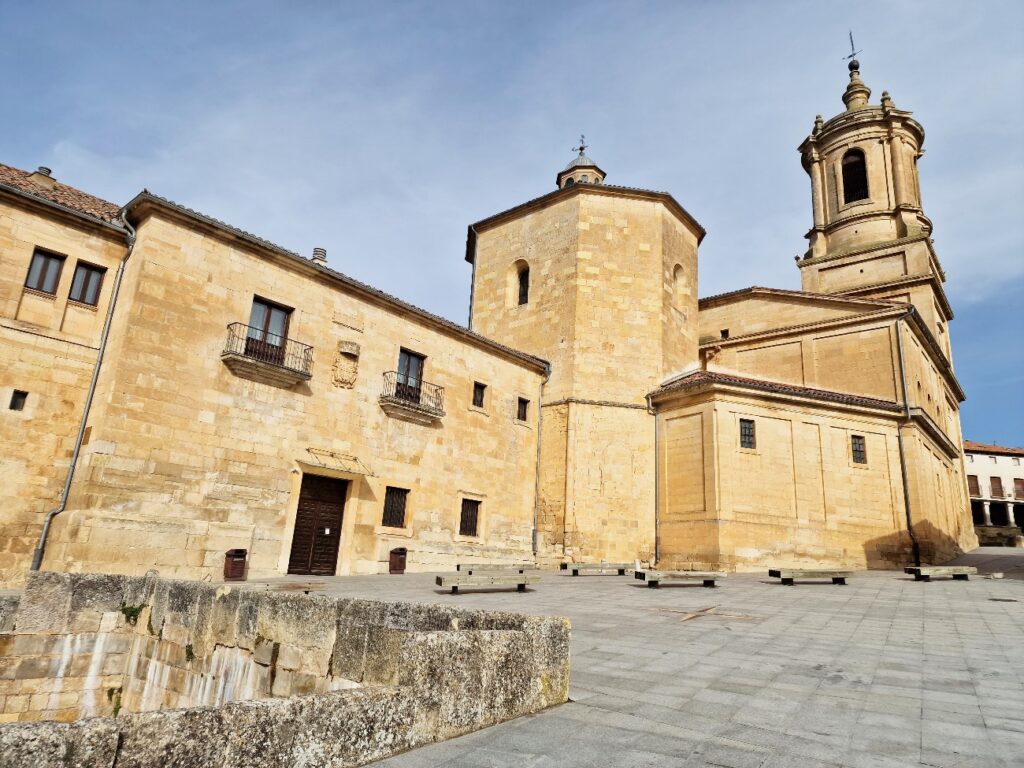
436, 574, 540, 594
903, 566, 977, 582
456, 563, 536, 576
456, 563, 536, 572
636, 570, 726, 588
559, 562, 631, 576
768, 569, 853, 585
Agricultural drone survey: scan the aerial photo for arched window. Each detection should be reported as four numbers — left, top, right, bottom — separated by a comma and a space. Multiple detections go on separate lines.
841, 149, 869, 203
672, 264, 686, 310
564, 177, 575, 188
517, 263, 530, 305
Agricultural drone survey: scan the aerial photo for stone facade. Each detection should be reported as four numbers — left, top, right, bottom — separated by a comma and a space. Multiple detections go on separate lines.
0, 62, 977, 584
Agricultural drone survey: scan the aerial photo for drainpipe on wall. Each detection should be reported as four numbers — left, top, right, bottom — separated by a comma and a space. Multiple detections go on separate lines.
466, 225, 479, 330
646, 393, 660, 565
531, 363, 551, 556
894, 313, 922, 567
30, 213, 137, 571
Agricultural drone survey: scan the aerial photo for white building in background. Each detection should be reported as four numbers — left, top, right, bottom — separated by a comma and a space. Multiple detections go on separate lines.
964, 440, 1024, 545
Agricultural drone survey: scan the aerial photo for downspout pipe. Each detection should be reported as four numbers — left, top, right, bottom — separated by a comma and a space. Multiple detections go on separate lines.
646, 393, 659, 565
30, 213, 137, 571
531, 363, 551, 556
894, 313, 922, 567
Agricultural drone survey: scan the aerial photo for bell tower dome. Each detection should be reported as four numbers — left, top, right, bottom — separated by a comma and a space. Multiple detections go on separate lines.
796, 58, 954, 359
556, 136, 606, 188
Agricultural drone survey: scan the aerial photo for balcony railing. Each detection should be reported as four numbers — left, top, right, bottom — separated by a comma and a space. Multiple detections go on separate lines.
221, 322, 313, 385
379, 371, 445, 421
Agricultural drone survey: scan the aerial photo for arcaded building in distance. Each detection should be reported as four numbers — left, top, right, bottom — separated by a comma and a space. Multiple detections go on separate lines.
0, 62, 977, 585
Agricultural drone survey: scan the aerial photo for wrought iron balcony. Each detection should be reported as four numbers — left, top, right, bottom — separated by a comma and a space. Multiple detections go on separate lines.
379, 371, 445, 423
221, 322, 313, 387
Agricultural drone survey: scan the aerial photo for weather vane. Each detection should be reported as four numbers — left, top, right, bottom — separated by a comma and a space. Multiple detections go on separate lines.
843, 30, 862, 64
573, 134, 587, 156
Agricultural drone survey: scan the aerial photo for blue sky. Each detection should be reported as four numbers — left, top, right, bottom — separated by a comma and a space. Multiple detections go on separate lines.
2, 1, 1021, 444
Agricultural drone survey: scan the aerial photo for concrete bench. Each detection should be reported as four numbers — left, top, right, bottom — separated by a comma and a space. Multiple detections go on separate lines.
436, 574, 539, 594
768, 569, 853, 585
560, 562, 631, 576
903, 566, 977, 582
636, 570, 726, 588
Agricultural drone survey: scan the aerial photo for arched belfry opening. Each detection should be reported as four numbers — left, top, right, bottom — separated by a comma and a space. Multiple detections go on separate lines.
841, 148, 869, 203
510, 259, 530, 306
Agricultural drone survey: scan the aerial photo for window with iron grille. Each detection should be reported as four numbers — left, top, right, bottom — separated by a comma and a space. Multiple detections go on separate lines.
382, 486, 409, 528
967, 475, 980, 497
9, 390, 28, 411
851, 435, 867, 464
516, 397, 529, 422
990, 477, 1004, 497
69, 262, 106, 306
739, 418, 755, 449
472, 382, 486, 408
460, 499, 480, 537
24, 248, 65, 295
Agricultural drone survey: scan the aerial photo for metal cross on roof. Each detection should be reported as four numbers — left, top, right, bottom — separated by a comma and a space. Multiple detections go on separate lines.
573, 135, 588, 156
843, 30, 863, 62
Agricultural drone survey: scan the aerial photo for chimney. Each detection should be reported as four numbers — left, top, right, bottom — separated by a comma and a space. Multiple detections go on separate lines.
311, 247, 328, 266
29, 166, 56, 189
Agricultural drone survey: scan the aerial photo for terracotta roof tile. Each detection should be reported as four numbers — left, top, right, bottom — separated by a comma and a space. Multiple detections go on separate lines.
0, 162, 122, 224
963, 440, 1024, 457
651, 370, 903, 412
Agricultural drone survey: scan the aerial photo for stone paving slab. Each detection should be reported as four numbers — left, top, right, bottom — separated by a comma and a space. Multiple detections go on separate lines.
250, 558, 1024, 767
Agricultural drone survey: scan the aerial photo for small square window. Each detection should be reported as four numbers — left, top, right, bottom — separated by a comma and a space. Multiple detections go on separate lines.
1013, 458, 1021, 466
381, 486, 409, 528
989, 456, 997, 464
460, 499, 481, 537
9, 390, 28, 411
472, 382, 486, 408
966, 454, 973, 463
851, 435, 867, 464
739, 418, 755, 449
24, 248, 65, 295
720, 329, 729, 340
69, 262, 106, 306
516, 397, 530, 422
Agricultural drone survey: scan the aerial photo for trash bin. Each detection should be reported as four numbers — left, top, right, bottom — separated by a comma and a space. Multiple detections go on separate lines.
224, 548, 248, 581
389, 547, 408, 575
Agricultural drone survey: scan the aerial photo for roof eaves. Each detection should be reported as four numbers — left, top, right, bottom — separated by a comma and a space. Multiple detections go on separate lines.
123, 192, 550, 373
0, 181, 125, 235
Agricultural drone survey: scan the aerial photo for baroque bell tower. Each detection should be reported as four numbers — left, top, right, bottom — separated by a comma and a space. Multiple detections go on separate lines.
797, 58, 954, 357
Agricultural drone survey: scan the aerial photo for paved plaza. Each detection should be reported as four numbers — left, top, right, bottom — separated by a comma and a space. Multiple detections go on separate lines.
253, 549, 1024, 768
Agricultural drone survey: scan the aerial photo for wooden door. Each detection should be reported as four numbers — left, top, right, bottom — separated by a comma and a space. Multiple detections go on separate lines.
288, 475, 348, 575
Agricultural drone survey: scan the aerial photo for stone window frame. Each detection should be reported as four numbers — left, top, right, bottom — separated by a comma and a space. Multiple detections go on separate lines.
738, 417, 757, 453
832, 144, 875, 215
68, 260, 107, 307
470, 381, 488, 415
454, 492, 486, 542
375, 484, 415, 538
514, 395, 531, 425
23, 246, 66, 296
850, 434, 868, 465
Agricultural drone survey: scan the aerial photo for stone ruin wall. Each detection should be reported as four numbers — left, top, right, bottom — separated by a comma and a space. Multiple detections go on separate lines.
0, 572, 570, 767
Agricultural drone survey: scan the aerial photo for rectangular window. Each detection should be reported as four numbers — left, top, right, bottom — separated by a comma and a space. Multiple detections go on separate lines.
989, 456, 997, 464
394, 348, 426, 403
1014, 478, 1024, 500
739, 418, 755, 449
516, 397, 529, 422
967, 475, 980, 497
990, 477, 1004, 498
851, 435, 867, 464
381, 486, 409, 528
24, 248, 65, 295
1013, 458, 1021, 466
9, 390, 28, 411
459, 498, 480, 537
472, 382, 486, 408
68, 262, 106, 306
245, 297, 293, 366
966, 454, 973, 463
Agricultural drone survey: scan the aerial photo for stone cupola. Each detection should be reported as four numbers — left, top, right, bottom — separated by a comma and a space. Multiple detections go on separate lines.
556, 136, 606, 189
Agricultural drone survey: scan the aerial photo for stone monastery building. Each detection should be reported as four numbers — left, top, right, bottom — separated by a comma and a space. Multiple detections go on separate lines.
0, 62, 977, 585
